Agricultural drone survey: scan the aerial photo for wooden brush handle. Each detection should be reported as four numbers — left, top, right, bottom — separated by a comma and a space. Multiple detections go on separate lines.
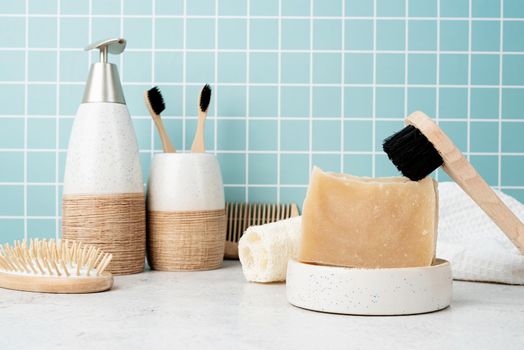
407, 111, 524, 254
191, 110, 207, 153
152, 115, 175, 153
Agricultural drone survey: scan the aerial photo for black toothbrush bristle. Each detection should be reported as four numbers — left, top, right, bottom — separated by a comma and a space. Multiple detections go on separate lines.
199, 84, 212, 112
382, 125, 444, 181
147, 86, 165, 115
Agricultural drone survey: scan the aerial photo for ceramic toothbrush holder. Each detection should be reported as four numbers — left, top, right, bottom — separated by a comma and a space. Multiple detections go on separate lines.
146, 153, 226, 271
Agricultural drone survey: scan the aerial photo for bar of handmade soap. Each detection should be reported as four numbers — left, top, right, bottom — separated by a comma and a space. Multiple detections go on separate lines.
299, 167, 438, 268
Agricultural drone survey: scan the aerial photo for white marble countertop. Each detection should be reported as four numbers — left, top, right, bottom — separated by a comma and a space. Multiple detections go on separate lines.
0, 260, 523, 350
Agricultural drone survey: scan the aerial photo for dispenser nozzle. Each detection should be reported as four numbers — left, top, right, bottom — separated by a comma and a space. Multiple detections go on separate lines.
82, 38, 127, 104
85, 38, 126, 63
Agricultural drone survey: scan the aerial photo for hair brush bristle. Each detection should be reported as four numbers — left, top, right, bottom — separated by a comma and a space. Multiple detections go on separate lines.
382, 125, 444, 181
147, 86, 165, 115
199, 84, 211, 112
0, 239, 112, 277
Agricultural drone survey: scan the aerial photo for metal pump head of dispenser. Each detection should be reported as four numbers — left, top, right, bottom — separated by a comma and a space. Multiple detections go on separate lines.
82, 38, 126, 104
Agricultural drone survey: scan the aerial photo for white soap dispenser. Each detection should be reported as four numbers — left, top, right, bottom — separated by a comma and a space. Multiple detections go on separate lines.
62, 38, 145, 275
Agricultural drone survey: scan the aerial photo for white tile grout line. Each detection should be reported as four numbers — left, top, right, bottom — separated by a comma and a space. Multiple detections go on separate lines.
435, 0, 440, 181
2, 13, 524, 21
0, 150, 522, 156
308, 0, 313, 176
1, 216, 63, 220
404, 0, 409, 173
403, 0, 409, 185
213, 0, 218, 155
182, 0, 187, 151
3, 47, 524, 55
2, 183, 524, 190
3, 81, 524, 89
340, 0, 345, 173
23, 0, 28, 240
120, 0, 124, 80
150, 0, 156, 169
498, 0, 504, 191
88, 0, 92, 67
0, 216, 62, 220
1, 147, 523, 154
2, 115, 524, 122
371, 0, 377, 177
2, 180, 523, 187
103, 49, 524, 55
245, 0, 251, 202
466, 0, 472, 161
55, 0, 60, 239
276, 0, 282, 202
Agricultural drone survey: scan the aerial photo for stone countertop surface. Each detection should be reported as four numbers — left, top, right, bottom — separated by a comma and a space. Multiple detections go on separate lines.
0, 261, 523, 349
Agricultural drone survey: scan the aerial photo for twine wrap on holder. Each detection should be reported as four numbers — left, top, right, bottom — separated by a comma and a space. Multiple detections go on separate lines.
147, 209, 226, 271
62, 193, 146, 275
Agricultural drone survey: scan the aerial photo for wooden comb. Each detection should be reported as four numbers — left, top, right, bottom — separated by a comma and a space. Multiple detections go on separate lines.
224, 202, 299, 259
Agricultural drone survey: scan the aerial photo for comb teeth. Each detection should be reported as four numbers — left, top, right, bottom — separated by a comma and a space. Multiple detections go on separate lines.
0, 239, 112, 277
147, 86, 166, 115
199, 84, 212, 112
225, 202, 299, 244
383, 125, 444, 181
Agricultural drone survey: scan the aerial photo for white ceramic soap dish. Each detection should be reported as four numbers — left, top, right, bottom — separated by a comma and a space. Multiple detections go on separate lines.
286, 259, 452, 316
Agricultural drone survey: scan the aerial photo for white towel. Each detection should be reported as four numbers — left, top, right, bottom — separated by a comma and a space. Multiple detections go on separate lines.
437, 182, 524, 285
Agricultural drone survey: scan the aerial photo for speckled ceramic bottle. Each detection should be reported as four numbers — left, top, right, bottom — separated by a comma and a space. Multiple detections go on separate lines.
62, 38, 145, 275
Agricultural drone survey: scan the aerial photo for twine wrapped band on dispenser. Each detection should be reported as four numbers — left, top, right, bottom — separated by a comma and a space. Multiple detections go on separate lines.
62, 193, 146, 275
147, 209, 226, 271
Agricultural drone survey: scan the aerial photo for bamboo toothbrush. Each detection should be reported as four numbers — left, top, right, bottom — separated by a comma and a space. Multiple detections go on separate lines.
145, 86, 175, 153
383, 111, 524, 254
0, 239, 113, 293
191, 84, 212, 153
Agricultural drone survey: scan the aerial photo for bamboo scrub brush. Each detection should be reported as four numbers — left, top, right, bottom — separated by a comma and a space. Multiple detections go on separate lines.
0, 239, 113, 293
224, 202, 299, 259
383, 111, 524, 254
145, 86, 175, 153
191, 84, 212, 153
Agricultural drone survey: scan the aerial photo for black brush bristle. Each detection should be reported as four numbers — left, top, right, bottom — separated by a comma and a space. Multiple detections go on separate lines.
199, 84, 211, 112
147, 86, 165, 115
382, 125, 444, 181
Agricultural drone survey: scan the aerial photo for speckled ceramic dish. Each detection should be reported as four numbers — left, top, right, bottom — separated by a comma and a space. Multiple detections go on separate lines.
286, 258, 452, 316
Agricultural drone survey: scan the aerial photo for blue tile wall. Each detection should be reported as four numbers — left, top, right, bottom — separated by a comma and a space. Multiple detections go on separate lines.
1, 0, 524, 243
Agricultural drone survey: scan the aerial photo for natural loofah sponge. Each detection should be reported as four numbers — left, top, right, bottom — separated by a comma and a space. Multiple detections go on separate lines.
238, 216, 301, 283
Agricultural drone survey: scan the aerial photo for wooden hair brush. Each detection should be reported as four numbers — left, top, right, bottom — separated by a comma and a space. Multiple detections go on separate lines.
0, 239, 113, 293
383, 111, 524, 254
224, 202, 299, 259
